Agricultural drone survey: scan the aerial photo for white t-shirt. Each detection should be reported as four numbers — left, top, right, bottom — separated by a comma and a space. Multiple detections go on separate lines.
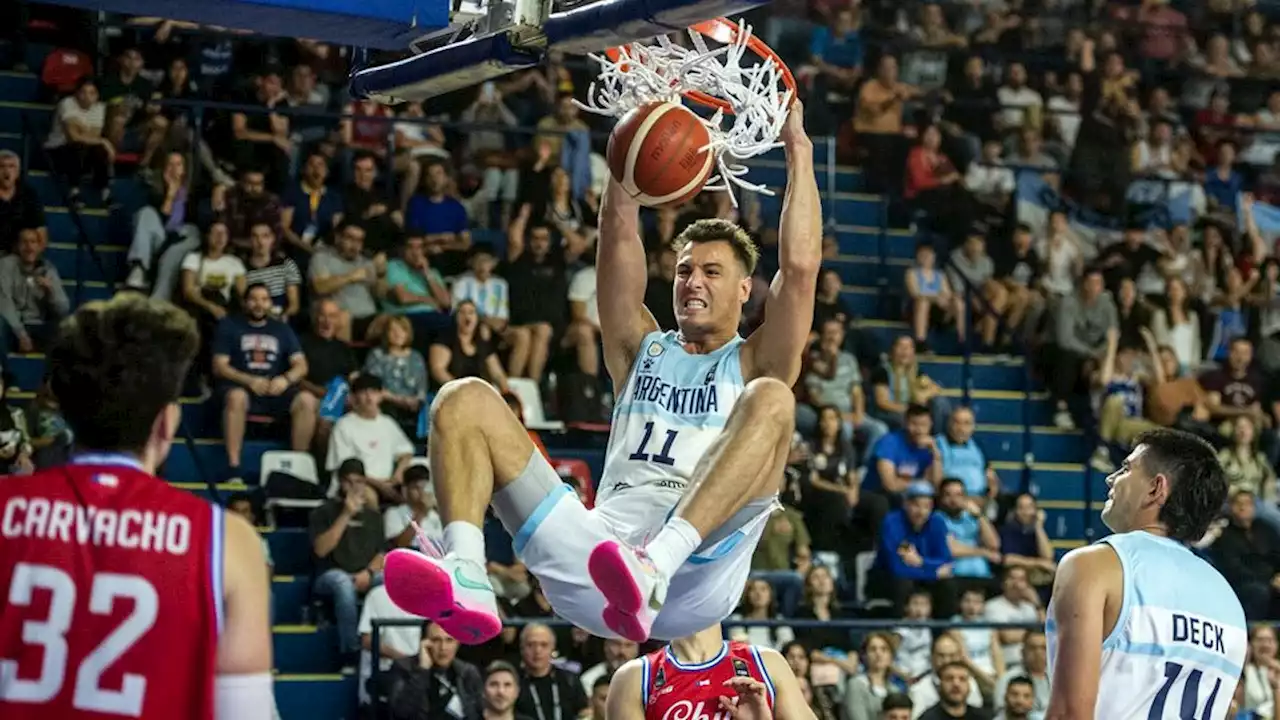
1047, 95, 1081, 150
907, 673, 983, 719
1133, 141, 1174, 176
181, 252, 246, 304
357, 584, 423, 705
996, 86, 1043, 130
984, 595, 1041, 667
326, 412, 415, 488
383, 504, 442, 545
964, 162, 1015, 196
895, 626, 933, 680
46, 96, 105, 149
568, 266, 598, 328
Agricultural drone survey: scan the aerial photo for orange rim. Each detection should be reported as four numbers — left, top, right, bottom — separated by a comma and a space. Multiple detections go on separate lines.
602, 17, 796, 116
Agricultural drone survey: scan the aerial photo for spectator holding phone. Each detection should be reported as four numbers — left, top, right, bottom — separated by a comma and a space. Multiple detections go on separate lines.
0, 228, 70, 355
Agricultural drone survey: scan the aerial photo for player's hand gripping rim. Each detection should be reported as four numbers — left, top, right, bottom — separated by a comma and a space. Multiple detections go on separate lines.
718, 677, 772, 720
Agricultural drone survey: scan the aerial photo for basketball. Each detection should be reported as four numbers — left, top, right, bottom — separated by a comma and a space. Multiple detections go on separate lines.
607, 101, 715, 207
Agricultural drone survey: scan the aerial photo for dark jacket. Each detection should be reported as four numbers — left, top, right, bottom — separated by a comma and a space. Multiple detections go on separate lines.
1214, 519, 1280, 588
388, 657, 483, 720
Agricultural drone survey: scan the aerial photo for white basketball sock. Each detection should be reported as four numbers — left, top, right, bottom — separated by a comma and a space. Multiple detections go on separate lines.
443, 521, 487, 565
644, 517, 703, 580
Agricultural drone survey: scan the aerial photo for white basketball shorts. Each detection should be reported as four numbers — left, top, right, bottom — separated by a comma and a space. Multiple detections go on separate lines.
500, 453, 776, 640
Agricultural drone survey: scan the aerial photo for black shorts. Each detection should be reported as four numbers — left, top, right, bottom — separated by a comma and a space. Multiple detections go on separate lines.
219, 382, 297, 418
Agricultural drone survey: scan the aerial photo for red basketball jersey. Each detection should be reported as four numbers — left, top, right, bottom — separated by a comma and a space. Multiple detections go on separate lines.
642, 641, 776, 720
0, 455, 223, 719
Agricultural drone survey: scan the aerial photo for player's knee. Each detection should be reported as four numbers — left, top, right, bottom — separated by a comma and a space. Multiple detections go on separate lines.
431, 376, 503, 423
293, 391, 318, 412
740, 377, 796, 429
225, 388, 250, 411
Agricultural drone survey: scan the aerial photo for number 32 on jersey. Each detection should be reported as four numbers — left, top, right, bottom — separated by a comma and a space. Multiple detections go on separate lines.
0, 562, 158, 717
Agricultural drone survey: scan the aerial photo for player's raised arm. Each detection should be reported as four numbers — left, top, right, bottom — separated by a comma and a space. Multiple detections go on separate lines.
741, 101, 822, 385
759, 648, 818, 720
598, 178, 660, 391
605, 658, 647, 720
214, 511, 275, 720
1044, 545, 1121, 720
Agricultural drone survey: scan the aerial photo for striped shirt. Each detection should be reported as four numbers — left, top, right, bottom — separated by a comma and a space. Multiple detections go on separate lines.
451, 271, 509, 321
243, 257, 302, 309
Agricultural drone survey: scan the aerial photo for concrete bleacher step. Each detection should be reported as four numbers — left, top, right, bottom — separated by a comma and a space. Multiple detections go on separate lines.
758, 189, 885, 227
917, 356, 1033, 392
0, 100, 50, 139
828, 255, 910, 288
833, 226, 917, 259
273, 575, 311, 625
45, 240, 127, 282
992, 461, 1108, 503
973, 424, 1087, 465
0, 71, 40, 103
753, 137, 834, 164
268, 529, 316, 576
945, 389, 1055, 426
274, 625, 341, 674
1041, 503, 1104, 541
274, 674, 358, 720
743, 160, 862, 193
47, 206, 111, 244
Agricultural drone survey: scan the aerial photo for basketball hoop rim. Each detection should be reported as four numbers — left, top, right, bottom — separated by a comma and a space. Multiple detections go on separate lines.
602, 17, 797, 116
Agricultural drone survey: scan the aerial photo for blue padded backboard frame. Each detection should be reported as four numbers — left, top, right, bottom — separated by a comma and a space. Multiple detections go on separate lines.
54, 0, 446, 50
350, 0, 768, 101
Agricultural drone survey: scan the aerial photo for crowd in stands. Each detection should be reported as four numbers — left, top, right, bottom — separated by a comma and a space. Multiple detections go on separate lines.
5, 0, 1280, 718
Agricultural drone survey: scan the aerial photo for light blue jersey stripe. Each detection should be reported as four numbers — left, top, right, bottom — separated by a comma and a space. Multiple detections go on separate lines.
1113, 641, 1243, 678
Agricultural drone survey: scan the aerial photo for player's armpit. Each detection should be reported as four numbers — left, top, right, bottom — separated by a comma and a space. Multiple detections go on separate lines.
217, 511, 273, 678
606, 659, 647, 720
758, 648, 817, 720
1044, 545, 1121, 720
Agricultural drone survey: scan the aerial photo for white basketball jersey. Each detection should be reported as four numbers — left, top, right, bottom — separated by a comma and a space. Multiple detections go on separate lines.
1046, 532, 1247, 720
595, 330, 746, 537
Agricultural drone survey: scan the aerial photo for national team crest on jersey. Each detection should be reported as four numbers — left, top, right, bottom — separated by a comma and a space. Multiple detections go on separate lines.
641, 340, 665, 374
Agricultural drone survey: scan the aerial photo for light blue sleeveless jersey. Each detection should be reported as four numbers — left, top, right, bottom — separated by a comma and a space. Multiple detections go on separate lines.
594, 330, 746, 537
1046, 531, 1247, 719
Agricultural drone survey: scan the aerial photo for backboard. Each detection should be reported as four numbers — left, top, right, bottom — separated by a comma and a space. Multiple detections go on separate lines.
48, 0, 771, 104
52, 0, 448, 50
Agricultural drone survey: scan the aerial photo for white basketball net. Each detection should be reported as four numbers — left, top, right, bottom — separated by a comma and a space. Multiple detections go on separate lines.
577, 19, 794, 206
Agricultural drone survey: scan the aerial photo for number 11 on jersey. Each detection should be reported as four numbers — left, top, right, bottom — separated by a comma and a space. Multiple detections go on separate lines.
629, 421, 679, 466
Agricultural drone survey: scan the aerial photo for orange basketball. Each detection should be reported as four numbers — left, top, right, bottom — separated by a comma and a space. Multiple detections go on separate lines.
607, 101, 714, 207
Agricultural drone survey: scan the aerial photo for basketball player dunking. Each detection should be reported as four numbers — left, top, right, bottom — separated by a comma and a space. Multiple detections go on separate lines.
0, 295, 274, 719
607, 624, 814, 720
1045, 429, 1246, 719
385, 101, 822, 644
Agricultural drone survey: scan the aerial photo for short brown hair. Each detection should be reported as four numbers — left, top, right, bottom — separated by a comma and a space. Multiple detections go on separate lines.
383, 315, 414, 348
50, 293, 199, 453
672, 218, 758, 276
